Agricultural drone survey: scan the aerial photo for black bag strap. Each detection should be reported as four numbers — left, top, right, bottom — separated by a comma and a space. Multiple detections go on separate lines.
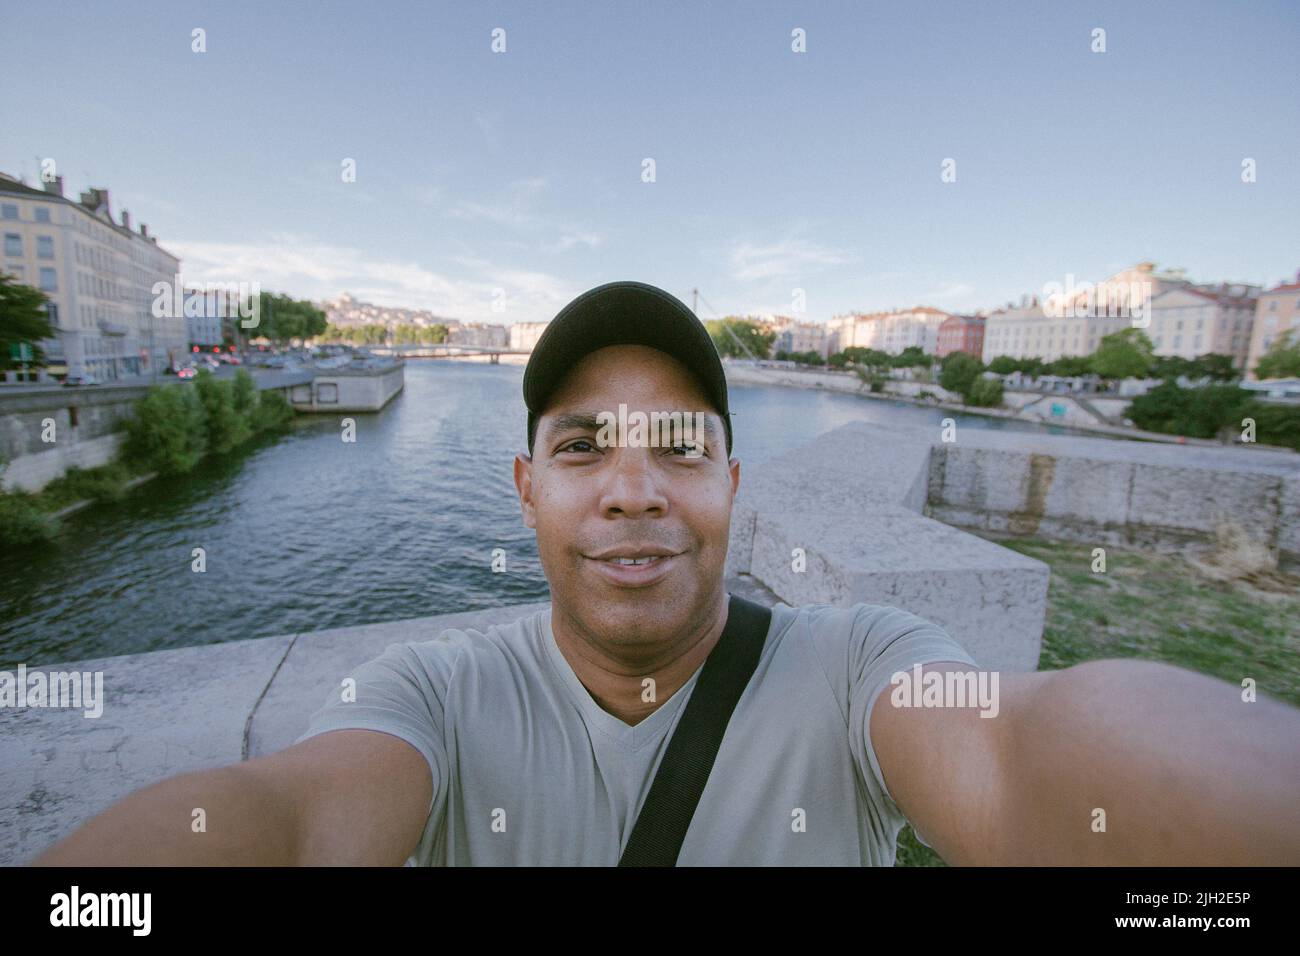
618, 593, 772, 867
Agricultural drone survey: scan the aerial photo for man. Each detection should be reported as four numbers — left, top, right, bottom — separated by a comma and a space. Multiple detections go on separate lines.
35, 281, 1300, 866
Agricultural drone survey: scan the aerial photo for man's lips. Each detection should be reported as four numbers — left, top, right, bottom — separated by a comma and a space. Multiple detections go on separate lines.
582, 547, 684, 587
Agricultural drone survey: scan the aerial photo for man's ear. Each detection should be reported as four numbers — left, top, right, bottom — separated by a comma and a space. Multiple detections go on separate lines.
728, 456, 740, 498
514, 452, 536, 529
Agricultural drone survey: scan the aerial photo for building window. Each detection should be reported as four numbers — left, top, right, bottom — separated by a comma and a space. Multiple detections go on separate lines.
37, 236, 54, 259
1, 204, 16, 220
3, 233, 20, 256
35, 207, 50, 223
39, 267, 57, 292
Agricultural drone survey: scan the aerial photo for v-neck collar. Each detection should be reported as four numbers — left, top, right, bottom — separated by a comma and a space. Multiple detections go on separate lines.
540, 606, 705, 751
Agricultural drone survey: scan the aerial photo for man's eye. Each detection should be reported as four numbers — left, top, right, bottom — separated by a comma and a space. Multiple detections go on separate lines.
668, 443, 705, 457
561, 439, 599, 454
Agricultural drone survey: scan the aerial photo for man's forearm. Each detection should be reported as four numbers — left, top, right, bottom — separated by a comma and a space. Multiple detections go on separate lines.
1001, 658, 1300, 865
31, 764, 300, 866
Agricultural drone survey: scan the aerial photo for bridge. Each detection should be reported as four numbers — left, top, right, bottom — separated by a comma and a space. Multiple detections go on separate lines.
369, 344, 531, 363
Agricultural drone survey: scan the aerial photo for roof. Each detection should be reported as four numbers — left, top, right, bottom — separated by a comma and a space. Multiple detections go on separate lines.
0, 172, 176, 259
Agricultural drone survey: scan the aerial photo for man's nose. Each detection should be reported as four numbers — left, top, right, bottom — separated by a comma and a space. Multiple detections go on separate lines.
598, 447, 669, 517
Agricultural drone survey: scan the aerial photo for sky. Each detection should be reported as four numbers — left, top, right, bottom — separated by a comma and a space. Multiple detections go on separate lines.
3, 0, 1298, 325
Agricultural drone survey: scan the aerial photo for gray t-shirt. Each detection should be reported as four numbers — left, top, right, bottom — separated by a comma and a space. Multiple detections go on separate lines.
295, 599, 977, 865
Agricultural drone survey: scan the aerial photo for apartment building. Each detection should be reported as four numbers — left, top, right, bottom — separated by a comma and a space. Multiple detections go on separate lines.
826, 307, 951, 356
1148, 284, 1259, 370
935, 315, 985, 358
0, 172, 183, 380
768, 316, 829, 357
449, 322, 508, 348
1245, 274, 1300, 380
508, 321, 549, 352
982, 262, 1191, 363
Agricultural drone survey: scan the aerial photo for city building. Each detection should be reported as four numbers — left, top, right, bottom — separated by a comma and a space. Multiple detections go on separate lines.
982, 263, 1192, 363
184, 287, 250, 351
321, 292, 460, 335
1, 172, 183, 380
768, 316, 829, 358
826, 307, 951, 356
1245, 273, 1300, 380
1148, 284, 1259, 370
508, 321, 549, 352
449, 322, 508, 348
935, 315, 985, 359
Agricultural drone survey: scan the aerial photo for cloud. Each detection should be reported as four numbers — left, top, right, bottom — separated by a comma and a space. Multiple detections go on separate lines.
445, 176, 548, 228
168, 233, 576, 322
728, 235, 851, 281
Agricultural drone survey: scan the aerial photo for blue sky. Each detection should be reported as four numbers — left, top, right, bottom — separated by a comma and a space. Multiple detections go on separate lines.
3, 0, 1297, 324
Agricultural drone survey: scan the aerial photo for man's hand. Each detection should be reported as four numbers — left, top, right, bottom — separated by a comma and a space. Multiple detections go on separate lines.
32, 729, 432, 866
870, 658, 1300, 865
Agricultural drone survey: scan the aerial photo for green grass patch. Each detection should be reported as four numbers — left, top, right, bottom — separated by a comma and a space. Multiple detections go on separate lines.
895, 535, 1300, 866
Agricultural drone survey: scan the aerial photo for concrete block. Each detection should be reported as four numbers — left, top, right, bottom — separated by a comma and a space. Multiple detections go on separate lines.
749, 510, 1047, 672
0, 635, 292, 865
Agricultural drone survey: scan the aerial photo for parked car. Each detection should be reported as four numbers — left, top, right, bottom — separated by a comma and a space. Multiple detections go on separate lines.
176, 367, 197, 379
61, 374, 101, 387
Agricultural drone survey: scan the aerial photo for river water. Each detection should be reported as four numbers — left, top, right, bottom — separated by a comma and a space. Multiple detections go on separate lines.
0, 361, 1079, 666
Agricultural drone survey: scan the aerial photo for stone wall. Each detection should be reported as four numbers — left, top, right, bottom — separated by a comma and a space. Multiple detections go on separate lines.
925, 427, 1300, 567
0, 385, 148, 492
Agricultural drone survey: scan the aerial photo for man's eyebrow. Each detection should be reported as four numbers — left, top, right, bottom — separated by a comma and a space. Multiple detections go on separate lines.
541, 413, 604, 443
541, 410, 721, 442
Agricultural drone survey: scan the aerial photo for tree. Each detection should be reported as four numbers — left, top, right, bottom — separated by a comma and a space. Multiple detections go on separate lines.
966, 377, 1004, 407
1091, 329, 1155, 380
1043, 355, 1092, 377
1191, 353, 1238, 382
256, 292, 327, 345
705, 318, 774, 360
1125, 381, 1255, 441
892, 345, 929, 368
1255, 329, 1300, 380
986, 355, 1021, 375
0, 274, 55, 370
939, 352, 985, 398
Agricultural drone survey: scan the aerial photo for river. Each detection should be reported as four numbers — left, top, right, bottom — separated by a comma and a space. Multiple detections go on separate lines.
0, 360, 1082, 666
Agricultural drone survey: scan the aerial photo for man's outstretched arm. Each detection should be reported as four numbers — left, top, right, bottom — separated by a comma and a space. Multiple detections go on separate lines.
870, 658, 1300, 865
31, 729, 432, 866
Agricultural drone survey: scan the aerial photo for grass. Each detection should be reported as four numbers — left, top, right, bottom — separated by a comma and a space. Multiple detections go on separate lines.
35, 459, 150, 513
894, 534, 1300, 866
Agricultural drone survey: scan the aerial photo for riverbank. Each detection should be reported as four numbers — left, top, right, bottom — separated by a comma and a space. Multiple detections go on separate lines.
723, 361, 1288, 450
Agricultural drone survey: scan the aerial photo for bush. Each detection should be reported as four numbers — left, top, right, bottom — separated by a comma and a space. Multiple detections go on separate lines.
123, 385, 208, 475
252, 388, 294, 433
1249, 403, 1300, 451
1126, 382, 1258, 441
39, 462, 138, 510
196, 369, 252, 455
124, 371, 293, 475
939, 352, 984, 397
966, 377, 1004, 407
0, 493, 59, 546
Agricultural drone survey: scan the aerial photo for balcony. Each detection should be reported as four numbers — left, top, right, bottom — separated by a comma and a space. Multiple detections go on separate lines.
97, 319, 129, 337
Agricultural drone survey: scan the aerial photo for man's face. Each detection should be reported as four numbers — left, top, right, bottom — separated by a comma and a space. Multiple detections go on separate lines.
514, 344, 740, 651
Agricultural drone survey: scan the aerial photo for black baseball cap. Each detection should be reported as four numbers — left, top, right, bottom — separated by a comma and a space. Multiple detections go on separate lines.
523, 281, 733, 456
